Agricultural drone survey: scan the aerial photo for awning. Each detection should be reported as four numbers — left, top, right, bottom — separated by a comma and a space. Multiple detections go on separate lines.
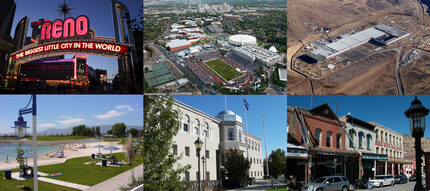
362, 153, 387, 160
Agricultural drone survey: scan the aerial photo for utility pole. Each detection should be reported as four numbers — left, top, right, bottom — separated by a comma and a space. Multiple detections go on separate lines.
32, 95, 38, 191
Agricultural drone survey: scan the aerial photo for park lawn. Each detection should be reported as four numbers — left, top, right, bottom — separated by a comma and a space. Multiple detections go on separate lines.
0, 178, 79, 191
205, 59, 242, 81
28, 136, 89, 141
37, 152, 143, 186
267, 188, 287, 191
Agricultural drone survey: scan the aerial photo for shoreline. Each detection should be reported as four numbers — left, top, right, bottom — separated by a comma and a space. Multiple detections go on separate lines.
0, 139, 100, 146
0, 140, 124, 170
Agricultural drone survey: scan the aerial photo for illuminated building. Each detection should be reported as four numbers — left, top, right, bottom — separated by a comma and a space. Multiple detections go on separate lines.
0, 0, 16, 79
20, 54, 95, 86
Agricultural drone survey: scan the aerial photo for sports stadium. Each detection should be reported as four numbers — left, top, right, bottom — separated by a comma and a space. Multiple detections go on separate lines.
228, 34, 257, 47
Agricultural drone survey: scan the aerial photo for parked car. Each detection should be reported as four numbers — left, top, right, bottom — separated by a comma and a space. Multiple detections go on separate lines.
410, 175, 416, 181
301, 176, 349, 191
395, 174, 408, 184
354, 178, 370, 189
368, 175, 395, 188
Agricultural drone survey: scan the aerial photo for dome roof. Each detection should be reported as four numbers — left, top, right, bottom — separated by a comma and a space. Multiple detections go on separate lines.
18, 115, 24, 122
216, 110, 242, 123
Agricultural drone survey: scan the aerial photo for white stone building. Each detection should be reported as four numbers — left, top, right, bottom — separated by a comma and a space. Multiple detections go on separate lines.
173, 100, 264, 182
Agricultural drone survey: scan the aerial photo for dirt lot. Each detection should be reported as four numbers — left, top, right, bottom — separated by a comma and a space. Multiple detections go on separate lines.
288, 50, 397, 95
400, 52, 430, 94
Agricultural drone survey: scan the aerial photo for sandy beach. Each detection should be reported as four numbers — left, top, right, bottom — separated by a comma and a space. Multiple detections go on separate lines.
0, 141, 124, 170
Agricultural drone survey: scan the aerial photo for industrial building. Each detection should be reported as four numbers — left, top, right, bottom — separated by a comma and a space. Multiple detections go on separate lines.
305, 24, 410, 62
233, 45, 283, 67
166, 39, 192, 51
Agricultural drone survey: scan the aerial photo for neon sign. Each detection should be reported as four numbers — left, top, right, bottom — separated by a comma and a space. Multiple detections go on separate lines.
11, 41, 129, 60
41, 15, 89, 40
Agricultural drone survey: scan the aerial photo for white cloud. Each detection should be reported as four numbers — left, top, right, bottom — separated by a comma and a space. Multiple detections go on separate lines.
58, 117, 84, 126
39, 123, 56, 128
114, 104, 134, 112
95, 110, 126, 119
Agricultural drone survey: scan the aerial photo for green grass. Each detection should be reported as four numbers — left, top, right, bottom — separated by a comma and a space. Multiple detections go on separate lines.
267, 188, 287, 191
204, 59, 242, 81
0, 178, 79, 191
27, 136, 89, 141
36, 152, 143, 186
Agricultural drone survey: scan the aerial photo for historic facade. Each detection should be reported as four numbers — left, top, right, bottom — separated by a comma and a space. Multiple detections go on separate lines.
173, 100, 264, 183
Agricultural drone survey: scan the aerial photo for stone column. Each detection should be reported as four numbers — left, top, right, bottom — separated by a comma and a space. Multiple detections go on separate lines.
385, 160, 388, 175
374, 160, 377, 177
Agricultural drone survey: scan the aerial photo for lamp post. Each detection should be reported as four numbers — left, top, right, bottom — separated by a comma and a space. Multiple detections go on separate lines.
194, 137, 203, 191
202, 156, 206, 191
404, 96, 429, 191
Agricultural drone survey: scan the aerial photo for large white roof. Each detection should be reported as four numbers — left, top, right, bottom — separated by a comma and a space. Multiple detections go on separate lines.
229, 34, 257, 45
166, 39, 191, 48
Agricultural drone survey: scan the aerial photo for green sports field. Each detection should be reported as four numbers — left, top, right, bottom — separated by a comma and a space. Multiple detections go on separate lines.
204, 59, 242, 81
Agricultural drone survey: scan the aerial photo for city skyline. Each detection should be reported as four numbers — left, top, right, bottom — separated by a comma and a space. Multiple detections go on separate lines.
0, 95, 143, 134
287, 95, 430, 138
173, 95, 287, 156
11, 0, 142, 79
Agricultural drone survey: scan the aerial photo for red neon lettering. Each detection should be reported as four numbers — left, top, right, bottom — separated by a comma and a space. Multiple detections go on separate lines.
39, 16, 89, 40
76, 16, 88, 36
52, 20, 63, 39
41, 22, 51, 40
63, 18, 75, 38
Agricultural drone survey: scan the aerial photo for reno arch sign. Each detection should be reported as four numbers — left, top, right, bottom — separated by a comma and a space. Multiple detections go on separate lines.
41, 15, 89, 41
10, 15, 132, 63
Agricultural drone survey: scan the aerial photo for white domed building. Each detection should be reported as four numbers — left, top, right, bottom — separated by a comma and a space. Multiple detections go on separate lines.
171, 99, 264, 187
228, 34, 257, 47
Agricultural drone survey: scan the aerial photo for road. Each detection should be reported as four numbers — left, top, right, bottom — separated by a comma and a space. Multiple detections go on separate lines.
356, 182, 415, 191
392, 46, 404, 95
226, 179, 286, 191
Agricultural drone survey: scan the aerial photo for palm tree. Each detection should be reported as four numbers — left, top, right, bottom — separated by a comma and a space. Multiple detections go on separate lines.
55, 0, 74, 20
123, 133, 136, 184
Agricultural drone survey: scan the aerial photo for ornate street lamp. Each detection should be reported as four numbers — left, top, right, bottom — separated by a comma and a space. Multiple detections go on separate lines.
194, 137, 203, 191
405, 96, 429, 191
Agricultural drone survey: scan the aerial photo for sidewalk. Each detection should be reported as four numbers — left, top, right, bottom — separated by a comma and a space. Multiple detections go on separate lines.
226, 179, 287, 191
38, 177, 90, 190
83, 164, 143, 191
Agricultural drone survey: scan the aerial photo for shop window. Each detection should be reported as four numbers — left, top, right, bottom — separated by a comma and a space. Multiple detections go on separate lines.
326, 131, 332, 147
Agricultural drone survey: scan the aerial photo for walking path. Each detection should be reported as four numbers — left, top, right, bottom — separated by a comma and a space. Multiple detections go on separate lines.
38, 177, 90, 190
226, 179, 286, 191
83, 164, 143, 191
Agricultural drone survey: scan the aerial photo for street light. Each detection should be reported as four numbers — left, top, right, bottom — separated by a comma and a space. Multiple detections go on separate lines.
405, 96, 429, 191
201, 156, 206, 191
194, 137, 203, 191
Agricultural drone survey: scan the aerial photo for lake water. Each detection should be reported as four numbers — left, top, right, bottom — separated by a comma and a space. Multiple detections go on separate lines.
0, 144, 58, 162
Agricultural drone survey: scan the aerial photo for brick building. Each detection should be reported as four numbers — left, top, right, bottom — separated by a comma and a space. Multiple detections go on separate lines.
287, 104, 360, 184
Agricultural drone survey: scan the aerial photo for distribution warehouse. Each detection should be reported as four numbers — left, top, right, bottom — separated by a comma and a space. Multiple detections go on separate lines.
305, 24, 410, 62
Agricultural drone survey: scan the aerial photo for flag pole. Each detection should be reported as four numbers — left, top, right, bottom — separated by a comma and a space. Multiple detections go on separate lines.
263, 112, 269, 178
243, 96, 250, 174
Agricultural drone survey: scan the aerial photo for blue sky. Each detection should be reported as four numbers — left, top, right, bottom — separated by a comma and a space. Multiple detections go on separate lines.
287, 95, 430, 138
0, 95, 143, 134
11, 0, 142, 79
173, 95, 287, 158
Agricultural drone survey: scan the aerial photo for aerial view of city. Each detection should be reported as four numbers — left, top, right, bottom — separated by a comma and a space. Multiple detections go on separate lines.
287, 0, 430, 95
144, 0, 287, 95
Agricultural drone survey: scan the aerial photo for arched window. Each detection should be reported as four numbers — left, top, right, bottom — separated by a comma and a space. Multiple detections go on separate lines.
349, 129, 356, 148
238, 130, 242, 142
359, 132, 364, 149
376, 129, 379, 140
336, 134, 342, 148
366, 134, 372, 150
326, 131, 332, 147
183, 115, 190, 132
315, 129, 322, 146
194, 119, 200, 135
228, 128, 235, 141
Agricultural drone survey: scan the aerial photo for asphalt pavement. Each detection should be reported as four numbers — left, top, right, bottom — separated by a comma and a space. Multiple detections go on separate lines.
355, 181, 416, 191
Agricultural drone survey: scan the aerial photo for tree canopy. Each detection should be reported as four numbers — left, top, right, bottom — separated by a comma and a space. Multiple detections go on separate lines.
143, 95, 190, 190
112, 123, 127, 138
225, 148, 251, 180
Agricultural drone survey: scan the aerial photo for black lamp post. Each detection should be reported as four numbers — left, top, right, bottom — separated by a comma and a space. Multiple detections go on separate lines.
194, 137, 203, 191
405, 96, 429, 191
202, 156, 206, 191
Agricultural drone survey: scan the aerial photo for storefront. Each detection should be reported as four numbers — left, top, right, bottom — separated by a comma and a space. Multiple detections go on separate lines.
361, 153, 387, 178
